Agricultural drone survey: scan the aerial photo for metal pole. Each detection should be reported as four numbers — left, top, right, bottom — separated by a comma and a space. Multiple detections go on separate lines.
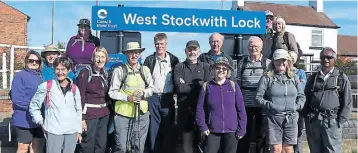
95, 0, 99, 37
52, 0, 54, 44
118, 4, 124, 53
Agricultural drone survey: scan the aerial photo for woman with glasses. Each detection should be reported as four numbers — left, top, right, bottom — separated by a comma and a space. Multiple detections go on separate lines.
196, 57, 247, 153
11, 50, 45, 153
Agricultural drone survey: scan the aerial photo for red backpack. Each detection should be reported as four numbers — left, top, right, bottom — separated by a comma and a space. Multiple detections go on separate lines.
45, 80, 77, 107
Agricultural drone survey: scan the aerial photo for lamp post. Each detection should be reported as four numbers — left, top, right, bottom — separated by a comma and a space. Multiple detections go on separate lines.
95, 0, 99, 37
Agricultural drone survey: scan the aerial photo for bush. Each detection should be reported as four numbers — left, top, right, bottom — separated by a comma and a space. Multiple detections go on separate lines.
335, 59, 357, 75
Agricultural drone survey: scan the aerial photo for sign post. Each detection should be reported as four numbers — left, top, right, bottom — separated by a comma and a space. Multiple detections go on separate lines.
92, 6, 266, 35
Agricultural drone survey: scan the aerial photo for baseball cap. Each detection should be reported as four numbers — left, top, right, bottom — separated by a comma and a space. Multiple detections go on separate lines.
186, 40, 200, 48
273, 49, 290, 61
265, 10, 274, 17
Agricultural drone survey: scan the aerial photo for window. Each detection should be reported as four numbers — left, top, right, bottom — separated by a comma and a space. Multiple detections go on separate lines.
311, 30, 323, 47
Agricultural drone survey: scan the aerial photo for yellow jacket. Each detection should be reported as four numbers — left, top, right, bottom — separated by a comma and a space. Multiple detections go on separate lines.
108, 64, 153, 118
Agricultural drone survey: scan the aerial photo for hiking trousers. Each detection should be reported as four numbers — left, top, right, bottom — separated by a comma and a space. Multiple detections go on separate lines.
205, 132, 238, 153
77, 115, 109, 153
305, 117, 342, 153
114, 113, 149, 153
46, 132, 77, 153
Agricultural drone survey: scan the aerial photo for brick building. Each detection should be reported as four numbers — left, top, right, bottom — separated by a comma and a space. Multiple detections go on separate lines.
0, 1, 30, 46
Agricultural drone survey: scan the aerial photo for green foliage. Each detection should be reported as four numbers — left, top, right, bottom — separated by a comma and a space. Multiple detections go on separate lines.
57, 41, 66, 49
335, 59, 357, 75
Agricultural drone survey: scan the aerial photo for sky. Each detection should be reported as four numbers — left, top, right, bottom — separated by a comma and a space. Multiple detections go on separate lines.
4, 0, 358, 59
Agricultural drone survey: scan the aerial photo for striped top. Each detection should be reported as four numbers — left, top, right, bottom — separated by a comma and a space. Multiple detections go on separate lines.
239, 55, 270, 107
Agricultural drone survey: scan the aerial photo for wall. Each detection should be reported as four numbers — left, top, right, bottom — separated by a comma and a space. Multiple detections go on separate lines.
285, 25, 338, 60
0, 2, 28, 46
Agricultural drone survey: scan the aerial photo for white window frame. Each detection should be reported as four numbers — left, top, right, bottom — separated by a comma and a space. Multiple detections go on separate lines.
311, 29, 324, 47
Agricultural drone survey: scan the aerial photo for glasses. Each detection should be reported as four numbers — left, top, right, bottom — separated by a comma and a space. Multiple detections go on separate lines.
215, 66, 228, 71
320, 56, 335, 60
28, 59, 40, 64
266, 17, 273, 21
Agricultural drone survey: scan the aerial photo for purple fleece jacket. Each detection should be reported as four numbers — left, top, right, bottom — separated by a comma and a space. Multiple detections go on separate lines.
196, 79, 247, 137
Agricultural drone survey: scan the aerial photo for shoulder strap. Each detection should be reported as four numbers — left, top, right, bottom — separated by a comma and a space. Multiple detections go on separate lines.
45, 80, 53, 107
72, 84, 77, 95
229, 80, 236, 92
283, 32, 290, 49
261, 56, 267, 70
336, 70, 344, 91
139, 65, 149, 88
86, 65, 93, 82
310, 72, 319, 92
240, 57, 249, 79
119, 64, 128, 89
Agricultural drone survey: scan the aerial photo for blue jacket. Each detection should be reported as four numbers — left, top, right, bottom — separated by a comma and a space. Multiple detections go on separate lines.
295, 68, 306, 89
196, 79, 247, 137
41, 62, 74, 81
11, 68, 43, 128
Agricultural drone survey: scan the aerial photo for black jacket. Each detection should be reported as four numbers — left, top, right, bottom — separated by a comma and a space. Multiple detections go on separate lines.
198, 50, 235, 80
173, 61, 211, 109
143, 51, 180, 93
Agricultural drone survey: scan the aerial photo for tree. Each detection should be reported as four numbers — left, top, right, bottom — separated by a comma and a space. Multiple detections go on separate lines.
57, 41, 66, 49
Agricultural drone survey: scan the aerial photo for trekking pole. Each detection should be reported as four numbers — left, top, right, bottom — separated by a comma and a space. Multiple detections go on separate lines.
136, 103, 141, 153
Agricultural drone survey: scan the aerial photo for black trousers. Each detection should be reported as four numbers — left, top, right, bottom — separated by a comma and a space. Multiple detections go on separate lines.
205, 133, 238, 153
76, 115, 110, 153
237, 107, 266, 153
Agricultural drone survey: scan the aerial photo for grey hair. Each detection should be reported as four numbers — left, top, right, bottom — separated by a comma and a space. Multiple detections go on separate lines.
53, 57, 73, 71
320, 47, 337, 59
209, 32, 224, 41
248, 36, 263, 48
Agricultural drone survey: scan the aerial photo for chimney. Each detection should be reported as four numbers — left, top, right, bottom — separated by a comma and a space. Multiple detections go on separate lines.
231, 0, 244, 10
309, 0, 324, 12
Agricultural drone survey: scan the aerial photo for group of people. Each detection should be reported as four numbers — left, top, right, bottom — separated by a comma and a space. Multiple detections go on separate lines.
9, 10, 352, 153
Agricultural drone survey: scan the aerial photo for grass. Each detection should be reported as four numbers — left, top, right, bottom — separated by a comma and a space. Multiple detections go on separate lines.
302, 139, 358, 153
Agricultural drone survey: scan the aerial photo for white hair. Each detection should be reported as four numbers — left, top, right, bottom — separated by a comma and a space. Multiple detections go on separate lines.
273, 16, 286, 31
209, 32, 224, 41
248, 36, 263, 48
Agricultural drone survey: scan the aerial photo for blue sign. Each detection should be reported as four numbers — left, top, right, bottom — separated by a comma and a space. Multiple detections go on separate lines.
92, 6, 266, 35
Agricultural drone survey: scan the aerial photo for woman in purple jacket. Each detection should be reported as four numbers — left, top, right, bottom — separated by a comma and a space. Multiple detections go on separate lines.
11, 50, 44, 153
66, 18, 100, 73
196, 57, 247, 153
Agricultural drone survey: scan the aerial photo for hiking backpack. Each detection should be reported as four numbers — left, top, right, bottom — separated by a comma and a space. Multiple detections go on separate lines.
45, 80, 77, 108
118, 64, 149, 89
283, 32, 303, 62
309, 70, 344, 96
271, 32, 303, 62
237, 56, 268, 85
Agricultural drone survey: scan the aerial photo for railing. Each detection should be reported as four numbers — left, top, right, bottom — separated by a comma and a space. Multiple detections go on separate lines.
0, 44, 65, 89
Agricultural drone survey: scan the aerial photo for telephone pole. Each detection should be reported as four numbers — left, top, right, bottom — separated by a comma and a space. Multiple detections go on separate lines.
95, 0, 99, 37
51, 0, 55, 44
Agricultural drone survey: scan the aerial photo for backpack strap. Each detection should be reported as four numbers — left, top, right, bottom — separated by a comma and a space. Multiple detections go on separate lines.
72, 84, 77, 95
261, 56, 267, 71
229, 80, 236, 93
45, 80, 53, 107
119, 64, 128, 90
139, 65, 149, 88
283, 32, 290, 49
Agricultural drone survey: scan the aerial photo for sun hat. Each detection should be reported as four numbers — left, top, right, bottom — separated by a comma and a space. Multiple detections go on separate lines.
122, 42, 145, 53
211, 57, 234, 71
41, 44, 61, 58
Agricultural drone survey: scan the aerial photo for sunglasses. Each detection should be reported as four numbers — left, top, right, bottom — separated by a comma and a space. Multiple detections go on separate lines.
215, 66, 228, 71
28, 59, 41, 64
320, 56, 335, 60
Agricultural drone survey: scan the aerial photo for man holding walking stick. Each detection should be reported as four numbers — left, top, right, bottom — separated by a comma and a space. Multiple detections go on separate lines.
108, 42, 154, 153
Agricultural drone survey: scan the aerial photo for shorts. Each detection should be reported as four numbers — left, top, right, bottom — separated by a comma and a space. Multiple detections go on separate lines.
14, 126, 44, 143
265, 114, 298, 145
